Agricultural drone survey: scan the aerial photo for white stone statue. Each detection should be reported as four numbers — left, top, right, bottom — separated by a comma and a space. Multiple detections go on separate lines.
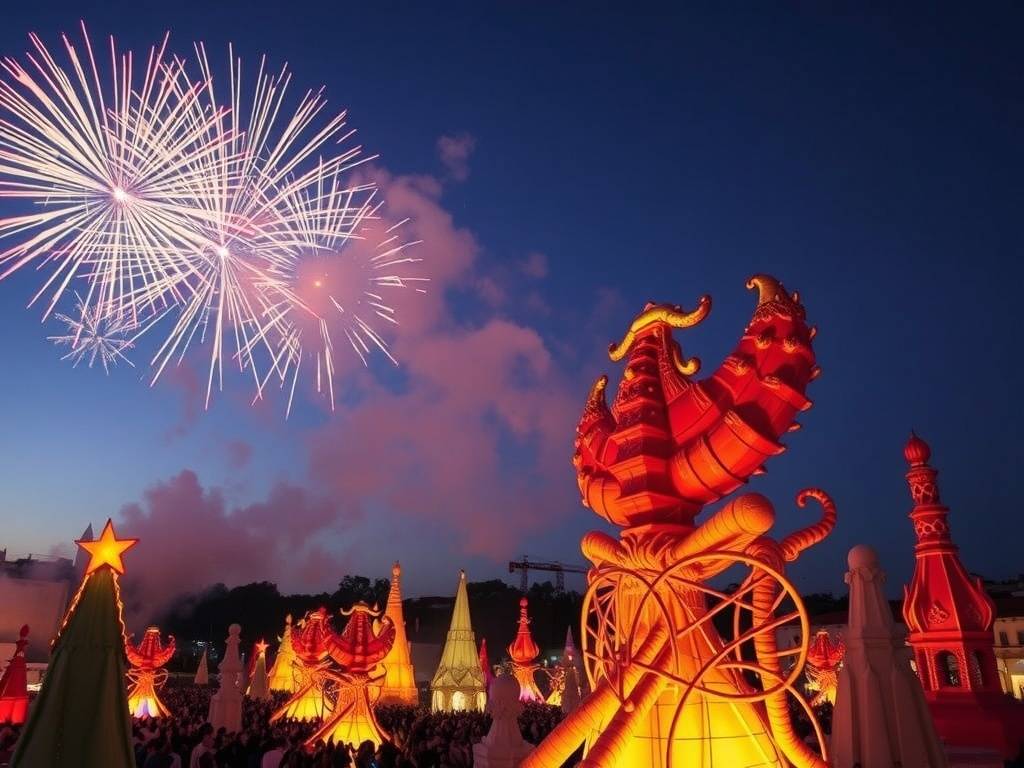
208, 623, 244, 733
473, 673, 534, 768
832, 545, 947, 767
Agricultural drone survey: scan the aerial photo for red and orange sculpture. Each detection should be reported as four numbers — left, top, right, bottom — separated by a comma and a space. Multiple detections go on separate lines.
0, 625, 29, 725
508, 597, 544, 703
272, 607, 333, 723
901, 433, 1024, 758
805, 630, 844, 707
307, 603, 396, 749
126, 626, 175, 719
524, 275, 835, 768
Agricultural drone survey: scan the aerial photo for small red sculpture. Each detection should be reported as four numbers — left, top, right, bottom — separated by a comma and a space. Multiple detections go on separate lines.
306, 603, 395, 749
125, 626, 175, 719
0, 625, 29, 725
272, 607, 334, 722
901, 433, 1024, 758
805, 630, 844, 707
479, 638, 495, 691
507, 597, 543, 703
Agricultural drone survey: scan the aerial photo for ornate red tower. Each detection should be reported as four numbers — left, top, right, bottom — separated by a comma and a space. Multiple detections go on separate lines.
902, 432, 1024, 758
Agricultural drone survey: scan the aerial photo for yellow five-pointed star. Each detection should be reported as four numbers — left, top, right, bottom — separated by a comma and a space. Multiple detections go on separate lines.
76, 519, 138, 575
255, 639, 269, 656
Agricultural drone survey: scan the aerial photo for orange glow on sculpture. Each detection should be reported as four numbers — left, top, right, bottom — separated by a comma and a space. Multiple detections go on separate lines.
508, 597, 544, 703
901, 433, 1024, 757
379, 562, 419, 705
268, 615, 300, 693
0, 625, 29, 725
77, 519, 138, 576
126, 627, 175, 719
524, 275, 834, 768
306, 603, 396, 749
805, 630, 844, 707
271, 608, 333, 723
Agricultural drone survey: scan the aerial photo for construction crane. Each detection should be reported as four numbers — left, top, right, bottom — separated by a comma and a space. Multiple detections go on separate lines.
509, 556, 588, 593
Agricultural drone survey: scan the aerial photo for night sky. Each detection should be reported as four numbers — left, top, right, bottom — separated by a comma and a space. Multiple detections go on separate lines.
0, 2, 1021, 609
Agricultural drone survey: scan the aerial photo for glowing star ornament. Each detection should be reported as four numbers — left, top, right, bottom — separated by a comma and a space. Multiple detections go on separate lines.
12, 519, 137, 766
507, 598, 543, 703
126, 627, 175, 719
524, 276, 834, 768
76, 518, 138, 576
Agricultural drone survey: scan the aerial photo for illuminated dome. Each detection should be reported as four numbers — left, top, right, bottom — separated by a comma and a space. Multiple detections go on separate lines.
903, 432, 931, 466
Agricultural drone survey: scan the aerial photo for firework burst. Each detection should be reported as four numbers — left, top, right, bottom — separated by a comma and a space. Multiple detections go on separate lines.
0, 23, 227, 320
0, 27, 425, 414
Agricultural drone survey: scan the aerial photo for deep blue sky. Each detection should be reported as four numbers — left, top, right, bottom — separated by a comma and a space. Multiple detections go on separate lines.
0, 2, 1021, 601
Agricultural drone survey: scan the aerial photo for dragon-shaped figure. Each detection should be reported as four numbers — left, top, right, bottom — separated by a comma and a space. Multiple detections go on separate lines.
126, 626, 175, 719
524, 275, 836, 768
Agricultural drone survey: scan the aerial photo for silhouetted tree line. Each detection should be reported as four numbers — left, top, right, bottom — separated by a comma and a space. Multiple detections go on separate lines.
157, 575, 582, 673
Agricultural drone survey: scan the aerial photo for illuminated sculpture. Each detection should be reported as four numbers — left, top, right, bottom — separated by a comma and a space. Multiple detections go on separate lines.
480, 638, 496, 691
508, 598, 544, 703
194, 649, 209, 685
307, 603, 395, 749
547, 628, 582, 708
208, 624, 243, 733
247, 640, 271, 700
473, 674, 535, 768
431, 570, 487, 711
805, 630, 844, 707
267, 615, 299, 693
524, 276, 835, 768
0, 625, 29, 725
832, 545, 946, 768
379, 562, 419, 705
126, 627, 175, 718
272, 608, 333, 722
901, 433, 1024, 758
12, 519, 137, 766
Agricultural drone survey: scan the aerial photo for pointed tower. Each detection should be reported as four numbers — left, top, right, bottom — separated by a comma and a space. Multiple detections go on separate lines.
430, 570, 486, 711
194, 649, 209, 686
0, 625, 29, 725
208, 624, 244, 733
901, 433, 1024, 758
267, 615, 298, 693
378, 562, 418, 705
12, 519, 137, 767
479, 638, 495, 691
508, 597, 543, 703
247, 640, 271, 701
833, 544, 946, 768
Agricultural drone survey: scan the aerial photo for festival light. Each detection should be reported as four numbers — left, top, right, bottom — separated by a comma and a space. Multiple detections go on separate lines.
76, 518, 138, 576
0, 27, 424, 415
523, 276, 834, 768
0, 24, 225, 320
126, 627, 175, 719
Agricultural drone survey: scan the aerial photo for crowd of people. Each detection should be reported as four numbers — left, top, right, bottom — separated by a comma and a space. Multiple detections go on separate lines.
0, 682, 565, 768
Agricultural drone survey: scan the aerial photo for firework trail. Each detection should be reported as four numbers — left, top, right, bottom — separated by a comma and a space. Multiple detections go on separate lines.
0, 26, 425, 414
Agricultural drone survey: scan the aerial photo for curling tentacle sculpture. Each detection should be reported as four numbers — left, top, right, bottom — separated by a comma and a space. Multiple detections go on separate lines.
526, 275, 834, 768
126, 627, 175, 719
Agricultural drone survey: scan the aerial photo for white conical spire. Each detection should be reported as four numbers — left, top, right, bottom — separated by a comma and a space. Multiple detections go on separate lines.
430, 570, 486, 712
832, 545, 947, 768
194, 649, 209, 685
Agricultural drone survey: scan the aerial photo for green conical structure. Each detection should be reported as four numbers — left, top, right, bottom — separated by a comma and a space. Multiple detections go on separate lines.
13, 520, 136, 768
